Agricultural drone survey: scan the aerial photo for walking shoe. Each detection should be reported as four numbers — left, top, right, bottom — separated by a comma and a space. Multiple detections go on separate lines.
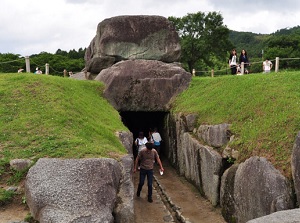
148, 197, 153, 203
136, 191, 140, 197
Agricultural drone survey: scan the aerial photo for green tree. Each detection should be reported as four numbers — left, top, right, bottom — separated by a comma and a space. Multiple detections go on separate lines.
265, 35, 300, 69
168, 12, 233, 74
0, 53, 24, 73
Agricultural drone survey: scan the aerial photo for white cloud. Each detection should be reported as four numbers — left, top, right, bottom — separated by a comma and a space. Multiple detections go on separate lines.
0, 0, 299, 56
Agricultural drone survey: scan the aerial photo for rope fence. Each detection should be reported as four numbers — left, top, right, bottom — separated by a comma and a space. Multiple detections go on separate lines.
0, 57, 24, 64
0, 56, 83, 77
192, 58, 283, 77
0, 56, 299, 77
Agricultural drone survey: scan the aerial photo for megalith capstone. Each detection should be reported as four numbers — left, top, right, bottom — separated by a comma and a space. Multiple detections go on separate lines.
85, 15, 181, 74
95, 60, 191, 111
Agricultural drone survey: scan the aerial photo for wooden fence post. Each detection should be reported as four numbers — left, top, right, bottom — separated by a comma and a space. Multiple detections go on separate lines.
211, 69, 214, 77
63, 69, 67, 77
275, 57, 279, 72
241, 62, 244, 75
25, 56, 30, 73
45, 63, 49, 75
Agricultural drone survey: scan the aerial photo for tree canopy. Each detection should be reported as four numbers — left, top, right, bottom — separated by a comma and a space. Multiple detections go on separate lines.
2, 18, 300, 75
0, 49, 86, 75
168, 12, 233, 74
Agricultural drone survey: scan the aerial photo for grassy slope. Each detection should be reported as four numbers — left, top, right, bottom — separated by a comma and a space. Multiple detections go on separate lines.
173, 71, 300, 177
1, 71, 299, 179
0, 73, 128, 170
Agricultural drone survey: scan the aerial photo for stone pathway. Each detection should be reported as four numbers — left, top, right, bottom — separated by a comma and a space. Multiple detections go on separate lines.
134, 158, 226, 223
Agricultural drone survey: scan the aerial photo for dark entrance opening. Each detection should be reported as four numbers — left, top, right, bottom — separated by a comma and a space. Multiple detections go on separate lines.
119, 111, 168, 156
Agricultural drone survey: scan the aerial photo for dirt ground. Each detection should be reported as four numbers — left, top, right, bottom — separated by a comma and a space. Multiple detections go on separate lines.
134, 157, 226, 223
0, 187, 29, 223
0, 157, 226, 223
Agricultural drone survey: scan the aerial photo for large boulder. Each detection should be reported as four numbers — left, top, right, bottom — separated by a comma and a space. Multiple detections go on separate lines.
179, 132, 223, 206
291, 131, 300, 203
246, 208, 300, 223
85, 15, 181, 74
113, 155, 134, 223
198, 143, 223, 206
220, 164, 239, 223
25, 158, 133, 223
196, 124, 231, 148
165, 113, 223, 206
233, 156, 294, 222
95, 60, 192, 111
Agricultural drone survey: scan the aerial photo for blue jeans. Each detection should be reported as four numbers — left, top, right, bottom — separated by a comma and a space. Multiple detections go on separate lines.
137, 168, 153, 198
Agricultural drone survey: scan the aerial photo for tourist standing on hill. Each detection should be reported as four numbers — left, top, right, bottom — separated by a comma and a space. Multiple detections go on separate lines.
263, 59, 273, 73
134, 142, 164, 203
151, 127, 162, 156
229, 49, 238, 75
239, 49, 250, 74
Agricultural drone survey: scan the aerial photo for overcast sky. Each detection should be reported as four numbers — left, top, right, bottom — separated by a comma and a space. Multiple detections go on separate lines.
1, 0, 299, 56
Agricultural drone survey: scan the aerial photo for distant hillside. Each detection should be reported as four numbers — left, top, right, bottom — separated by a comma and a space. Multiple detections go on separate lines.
229, 25, 300, 72
229, 30, 268, 59
229, 25, 300, 56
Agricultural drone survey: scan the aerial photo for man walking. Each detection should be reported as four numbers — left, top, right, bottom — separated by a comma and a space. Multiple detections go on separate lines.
134, 142, 164, 203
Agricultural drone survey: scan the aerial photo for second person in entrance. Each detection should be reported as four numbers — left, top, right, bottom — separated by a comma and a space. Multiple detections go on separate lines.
150, 127, 162, 156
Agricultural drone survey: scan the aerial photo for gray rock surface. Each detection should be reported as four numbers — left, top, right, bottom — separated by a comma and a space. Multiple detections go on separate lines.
113, 155, 134, 223
199, 143, 223, 206
85, 15, 181, 74
291, 131, 300, 203
165, 113, 297, 222
167, 114, 223, 207
10, 159, 33, 171
117, 130, 133, 154
247, 208, 300, 223
197, 124, 231, 148
182, 113, 198, 132
95, 60, 191, 111
25, 158, 126, 223
234, 156, 294, 222
220, 164, 239, 223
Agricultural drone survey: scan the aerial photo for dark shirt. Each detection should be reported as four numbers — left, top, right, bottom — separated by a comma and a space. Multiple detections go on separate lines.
138, 148, 159, 170
239, 55, 249, 64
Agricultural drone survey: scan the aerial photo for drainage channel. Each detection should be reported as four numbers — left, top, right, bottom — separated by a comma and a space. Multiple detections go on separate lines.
154, 175, 187, 223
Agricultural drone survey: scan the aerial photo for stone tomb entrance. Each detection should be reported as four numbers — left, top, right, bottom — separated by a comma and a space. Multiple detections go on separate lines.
120, 111, 167, 155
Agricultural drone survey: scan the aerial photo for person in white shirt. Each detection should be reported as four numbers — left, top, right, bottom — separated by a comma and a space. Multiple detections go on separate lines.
135, 131, 148, 170
135, 132, 148, 154
229, 49, 238, 75
263, 59, 273, 73
151, 127, 162, 155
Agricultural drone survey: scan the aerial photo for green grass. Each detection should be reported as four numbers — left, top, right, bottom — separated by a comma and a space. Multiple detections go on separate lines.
1, 71, 299, 181
173, 71, 300, 177
0, 188, 14, 205
0, 73, 128, 168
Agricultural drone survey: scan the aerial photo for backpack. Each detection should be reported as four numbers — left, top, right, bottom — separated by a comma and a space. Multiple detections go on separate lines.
152, 135, 160, 146
154, 141, 160, 146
